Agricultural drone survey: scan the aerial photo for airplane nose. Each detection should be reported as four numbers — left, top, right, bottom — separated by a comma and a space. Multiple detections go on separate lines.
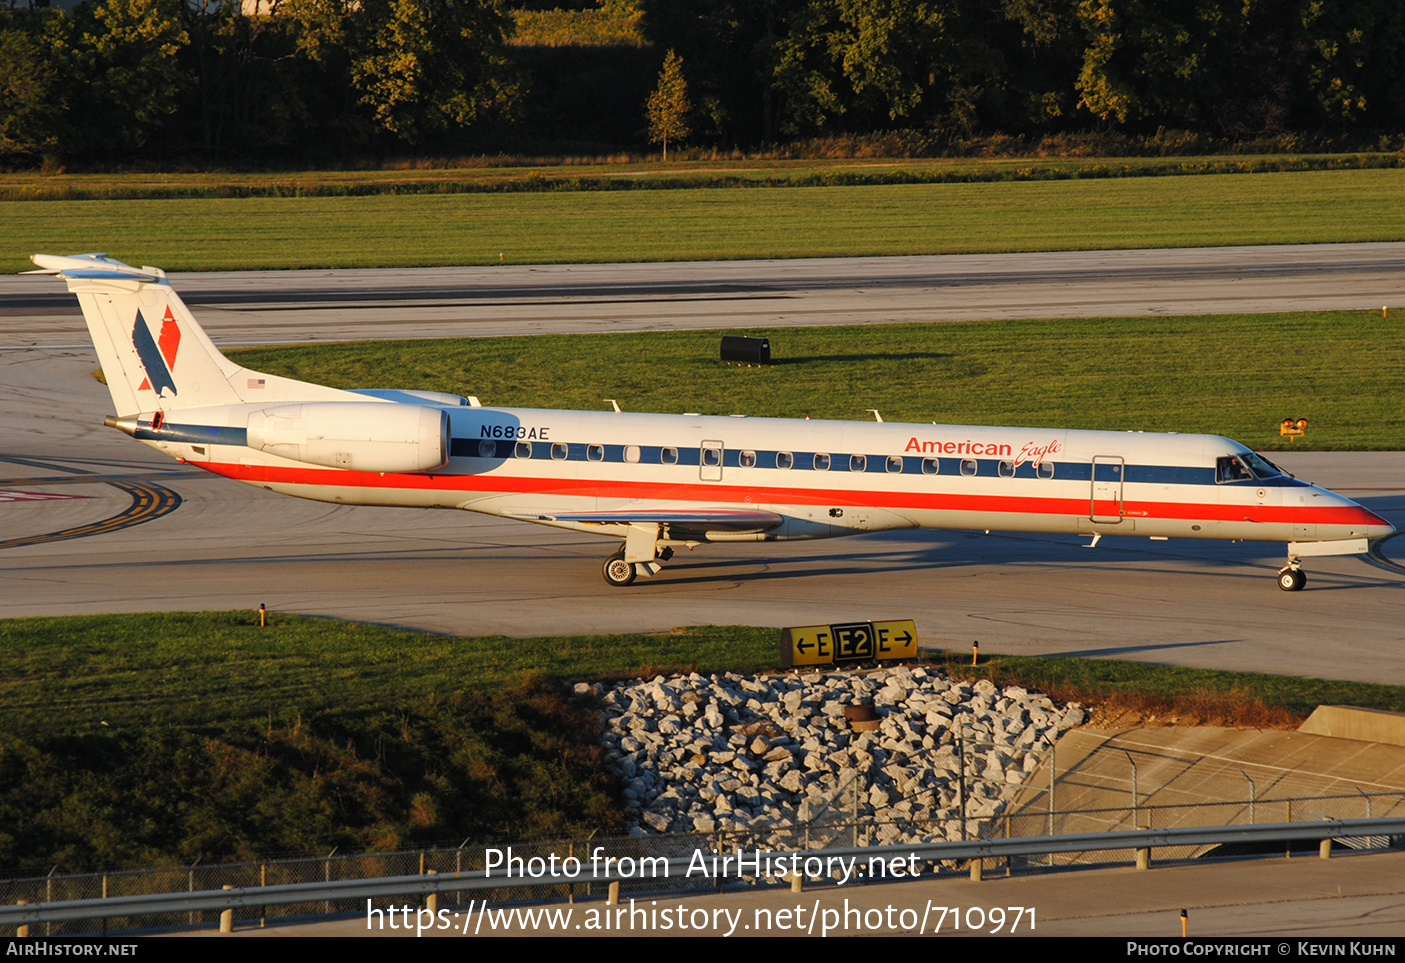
1340, 494, 1398, 539
1312, 488, 1397, 540
1363, 506, 1397, 539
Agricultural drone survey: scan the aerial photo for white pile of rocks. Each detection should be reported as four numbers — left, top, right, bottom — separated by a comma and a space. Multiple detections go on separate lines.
575, 666, 1083, 847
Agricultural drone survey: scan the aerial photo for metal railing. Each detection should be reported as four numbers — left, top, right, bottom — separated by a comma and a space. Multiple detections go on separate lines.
4, 817, 1404, 933
5, 805, 1405, 935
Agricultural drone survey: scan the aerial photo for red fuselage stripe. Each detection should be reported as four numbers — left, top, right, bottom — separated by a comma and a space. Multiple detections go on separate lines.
199, 461, 1387, 528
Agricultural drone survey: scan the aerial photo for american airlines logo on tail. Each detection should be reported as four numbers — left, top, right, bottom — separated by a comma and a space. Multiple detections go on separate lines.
132, 306, 181, 397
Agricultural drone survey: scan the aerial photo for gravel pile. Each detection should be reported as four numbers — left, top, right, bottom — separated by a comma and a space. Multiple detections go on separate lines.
576, 665, 1084, 847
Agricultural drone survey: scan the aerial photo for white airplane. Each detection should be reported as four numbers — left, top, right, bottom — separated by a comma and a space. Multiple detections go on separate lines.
28, 253, 1396, 591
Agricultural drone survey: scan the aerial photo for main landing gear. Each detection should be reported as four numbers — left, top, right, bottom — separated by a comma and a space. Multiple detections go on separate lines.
1277, 558, 1306, 592
603, 552, 636, 587
602, 546, 675, 587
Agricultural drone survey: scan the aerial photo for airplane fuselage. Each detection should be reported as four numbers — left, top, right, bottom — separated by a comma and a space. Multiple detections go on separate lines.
32, 252, 1394, 591
127, 403, 1388, 548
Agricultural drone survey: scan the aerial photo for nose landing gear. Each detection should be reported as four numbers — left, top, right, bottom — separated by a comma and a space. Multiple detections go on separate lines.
1277, 559, 1306, 592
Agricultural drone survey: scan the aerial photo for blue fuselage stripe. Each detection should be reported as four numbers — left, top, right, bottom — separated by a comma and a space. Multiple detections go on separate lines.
143, 427, 1306, 489
444, 439, 1303, 487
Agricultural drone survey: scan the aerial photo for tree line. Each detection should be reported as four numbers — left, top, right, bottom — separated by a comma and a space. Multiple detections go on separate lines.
3, 0, 1404, 166
0, 0, 519, 164
642, 0, 1405, 147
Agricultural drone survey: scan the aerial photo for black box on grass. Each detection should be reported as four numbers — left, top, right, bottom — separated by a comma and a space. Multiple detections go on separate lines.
720, 336, 771, 364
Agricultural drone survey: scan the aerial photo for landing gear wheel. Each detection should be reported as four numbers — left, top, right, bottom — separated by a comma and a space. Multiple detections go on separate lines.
1278, 567, 1306, 592
603, 552, 637, 587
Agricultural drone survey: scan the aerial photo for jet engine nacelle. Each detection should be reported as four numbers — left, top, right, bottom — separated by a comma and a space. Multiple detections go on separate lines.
246, 402, 449, 473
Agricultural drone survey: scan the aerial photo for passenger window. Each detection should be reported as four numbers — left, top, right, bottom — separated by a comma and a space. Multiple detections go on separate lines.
515, 441, 532, 458
961, 458, 977, 476
477, 439, 496, 458
814, 453, 831, 471
887, 455, 903, 474
625, 445, 641, 464
661, 447, 678, 465
921, 458, 939, 475
1037, 461, 1054, 479
551, 443, 568, 460
850, 454, 867, 472
739, 450, 756, 468
587, 444, 604, 462
998, 460, 1014, 477
702, 448, 721, 467
776, 451, 793, 470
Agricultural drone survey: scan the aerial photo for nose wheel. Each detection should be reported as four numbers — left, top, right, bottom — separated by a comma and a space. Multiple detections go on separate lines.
1277, 565, 1306, 592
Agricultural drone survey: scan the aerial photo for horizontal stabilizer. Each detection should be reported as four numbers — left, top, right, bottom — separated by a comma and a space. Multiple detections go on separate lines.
27, 254, 165, 281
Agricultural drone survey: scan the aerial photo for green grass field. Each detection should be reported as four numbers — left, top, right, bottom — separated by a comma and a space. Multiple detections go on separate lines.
0, 613, 774, 871
7, 167, 1405, 272
0, 615, 774, 734
4, 611, 1405, 872
230, 310, 1405, 451
4, 153, 1397, 202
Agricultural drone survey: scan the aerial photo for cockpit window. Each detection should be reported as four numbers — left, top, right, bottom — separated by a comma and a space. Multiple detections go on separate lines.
1216, 455, 1253, 483
1240, 451, 1283, 479
1217, 452, 1280, 483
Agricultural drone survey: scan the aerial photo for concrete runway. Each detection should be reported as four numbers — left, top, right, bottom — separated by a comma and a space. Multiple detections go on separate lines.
3, 245, 1403, 684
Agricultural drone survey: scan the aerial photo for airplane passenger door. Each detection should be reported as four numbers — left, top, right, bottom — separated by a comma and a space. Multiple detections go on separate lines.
1090, 456, 1124, 523
700, 440, 724, 481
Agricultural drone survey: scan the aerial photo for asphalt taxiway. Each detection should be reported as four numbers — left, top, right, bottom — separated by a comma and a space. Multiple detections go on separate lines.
3, 245, 1403, 684
7, 242, 1405, 340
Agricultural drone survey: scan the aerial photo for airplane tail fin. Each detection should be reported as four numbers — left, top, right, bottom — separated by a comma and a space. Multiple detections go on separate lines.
28, 253, 347, 414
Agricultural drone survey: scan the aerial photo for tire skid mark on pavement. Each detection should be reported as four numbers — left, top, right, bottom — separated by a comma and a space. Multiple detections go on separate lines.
0, 456, 183, 550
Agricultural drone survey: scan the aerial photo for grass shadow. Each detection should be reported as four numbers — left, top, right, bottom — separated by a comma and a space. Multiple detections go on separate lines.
771, 351, 953, 364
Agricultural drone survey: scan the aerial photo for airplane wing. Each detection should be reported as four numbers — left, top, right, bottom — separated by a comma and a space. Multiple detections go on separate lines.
507, 508, 784, 535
